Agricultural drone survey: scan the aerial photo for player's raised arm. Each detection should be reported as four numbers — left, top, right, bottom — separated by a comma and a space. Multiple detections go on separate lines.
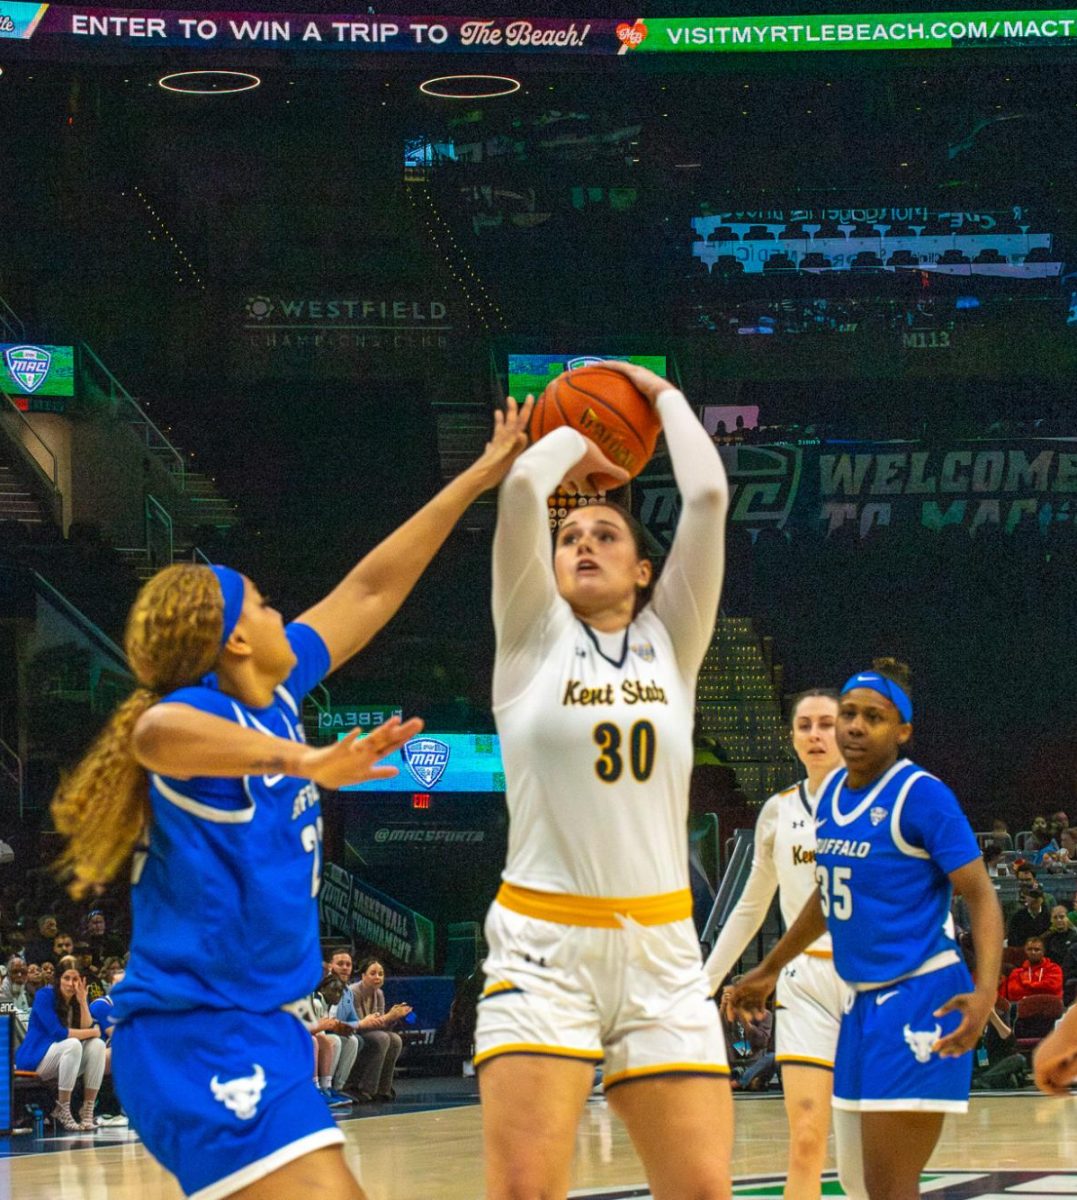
492, 416, 628, 664
132, 705, 422, 789
600, 361, 729, 675
298, 396, 533, 672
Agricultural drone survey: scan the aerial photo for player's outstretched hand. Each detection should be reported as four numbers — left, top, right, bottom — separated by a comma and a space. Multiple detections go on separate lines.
300, 716, 424, 789
727, 966, 779, 1026
469, 394, 535, 491
933, 990, 992, 1058
595, 358, 671, 409
1034, 1022, 1077, 1096
562, 435, 632, 495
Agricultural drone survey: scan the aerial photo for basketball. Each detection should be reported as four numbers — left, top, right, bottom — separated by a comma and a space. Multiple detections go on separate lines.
532, 365, 661, 491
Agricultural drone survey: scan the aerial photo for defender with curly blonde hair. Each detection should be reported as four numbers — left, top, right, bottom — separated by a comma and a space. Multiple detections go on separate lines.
54, 399, 531, 1200
53, 563, 225, 899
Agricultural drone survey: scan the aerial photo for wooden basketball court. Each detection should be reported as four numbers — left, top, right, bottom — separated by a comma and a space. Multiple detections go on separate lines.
3, 1088, 1075, 1198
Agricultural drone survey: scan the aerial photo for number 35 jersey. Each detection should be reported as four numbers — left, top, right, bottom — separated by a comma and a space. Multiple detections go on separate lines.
111, 622, 331, 1021
494, 603, 697, 901
814, 758, 980, 987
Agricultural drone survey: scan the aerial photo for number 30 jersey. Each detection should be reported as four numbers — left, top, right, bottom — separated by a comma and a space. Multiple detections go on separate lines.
111, 622, 331, 1020
494, 604, 697, 899
814, 758, 980, 987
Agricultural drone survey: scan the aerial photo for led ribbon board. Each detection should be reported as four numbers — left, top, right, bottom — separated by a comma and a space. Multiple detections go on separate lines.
3, 8, 1077, 54
341, 732, 505, 793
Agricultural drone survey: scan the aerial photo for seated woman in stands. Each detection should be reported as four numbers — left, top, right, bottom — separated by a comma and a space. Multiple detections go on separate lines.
16, 954, 105, 1131
350, 957, 411, 1102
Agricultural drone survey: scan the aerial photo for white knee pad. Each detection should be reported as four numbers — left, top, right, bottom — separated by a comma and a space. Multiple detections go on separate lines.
833, 1109, 869, 1200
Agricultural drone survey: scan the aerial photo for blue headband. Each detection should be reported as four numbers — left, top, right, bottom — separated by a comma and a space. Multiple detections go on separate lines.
210, 565, 245, 647
841, 671, 913, 723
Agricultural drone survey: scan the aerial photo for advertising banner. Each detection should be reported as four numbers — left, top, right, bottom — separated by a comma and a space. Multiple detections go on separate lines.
631, 13, 1077, 53
341, 732, 505, 794
340, 794, 507, 869
0, 343, 75, 411
319, 861, 435, 968
316, 703, 403, 739
238, 292, 454, 379
4, 6, 1077, 57
639, 438, 1077, 543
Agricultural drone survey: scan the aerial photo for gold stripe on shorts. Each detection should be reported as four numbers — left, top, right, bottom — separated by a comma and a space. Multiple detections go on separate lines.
474, 1043, 602, 1068
603, 1063, 731, 1088
496, 882, 692, 928
805, 949, 834, 959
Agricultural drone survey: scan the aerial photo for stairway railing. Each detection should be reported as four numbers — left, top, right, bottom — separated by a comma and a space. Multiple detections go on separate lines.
78, 342, 186, 487
0, 292, 25, 341
0, 736, 24, 820
0, 387, 63, 528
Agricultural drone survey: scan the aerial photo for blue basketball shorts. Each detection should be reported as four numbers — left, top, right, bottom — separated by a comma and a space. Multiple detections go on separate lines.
833, 959, 975, 1114
111, 1005, 344, 1200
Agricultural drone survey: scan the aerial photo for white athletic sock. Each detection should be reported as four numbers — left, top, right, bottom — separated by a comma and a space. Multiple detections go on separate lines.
318, 1076, 332, 1091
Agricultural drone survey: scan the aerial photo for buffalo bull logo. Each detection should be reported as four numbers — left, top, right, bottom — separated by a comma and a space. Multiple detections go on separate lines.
903, 1023, 942, 1064
3, 345, 51, 394
210, 1063, 267, 1120
402, 737, 450, 788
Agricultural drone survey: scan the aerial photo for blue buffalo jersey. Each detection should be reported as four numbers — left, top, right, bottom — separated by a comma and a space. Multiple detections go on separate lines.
112, 622, 331, 1020
814, 758, 980, 987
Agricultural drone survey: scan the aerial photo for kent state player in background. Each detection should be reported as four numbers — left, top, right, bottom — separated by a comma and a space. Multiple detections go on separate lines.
732, 661, 1002, 1200
48, 402, 532, 1200
706, 688, 848, 1200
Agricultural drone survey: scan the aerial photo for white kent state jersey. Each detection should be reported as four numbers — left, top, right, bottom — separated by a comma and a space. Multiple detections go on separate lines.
495, 606, 695, 898
705, 779, 832, 992
768, 782, 833, 951
492, 388, 728, 901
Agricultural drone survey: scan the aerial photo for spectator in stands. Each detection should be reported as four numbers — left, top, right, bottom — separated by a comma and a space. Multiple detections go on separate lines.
51, 933, 75, 965
23, 915, 58, 967
1015, 865, 1055, 909
350, 957, 411, 1103
0, 956, 30, 1048
1061, 828, 1077, 861
15, 955, 106, 1131
990, 819, 1012, 849
1042, 822, 1071, 870
25, 963, 43, 999
971, 999, 1027, 1090
1045, 907, 1077, 966
999, 936, 1063, 1004
88, 961, 123, 1049
723, 977, 775, 1092
1051, 810, 1070, 831
81, 911, 124, 969
1027, 816, 1058, 866
1007, 886, 1051, 946
72, 943, 101, 996
983, 842, 1007, 877
40, 962, 55, 987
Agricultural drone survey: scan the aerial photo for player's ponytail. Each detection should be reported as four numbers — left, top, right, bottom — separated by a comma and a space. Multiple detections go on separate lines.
871, 656, 912, 698
52, 564, 225, 899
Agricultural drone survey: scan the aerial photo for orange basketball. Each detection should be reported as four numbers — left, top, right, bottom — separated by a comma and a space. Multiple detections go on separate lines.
532, 365, 661, 492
